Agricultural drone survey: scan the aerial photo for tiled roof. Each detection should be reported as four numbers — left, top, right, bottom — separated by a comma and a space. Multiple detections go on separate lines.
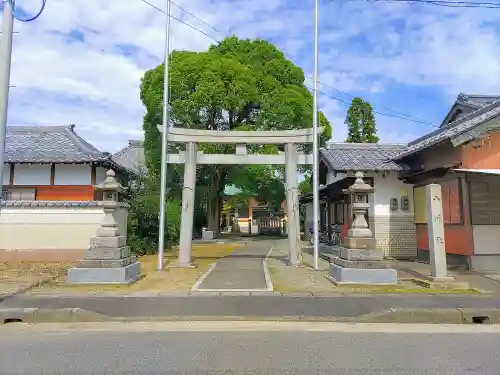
111, 140, 147, 175
456, 93, 500, 110
5, 125, 108, 163
320, 143, 408, 172
394, 98, 500, 160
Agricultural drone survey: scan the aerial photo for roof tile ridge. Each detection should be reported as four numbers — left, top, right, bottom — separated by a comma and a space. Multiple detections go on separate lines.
63, 124, 108, 159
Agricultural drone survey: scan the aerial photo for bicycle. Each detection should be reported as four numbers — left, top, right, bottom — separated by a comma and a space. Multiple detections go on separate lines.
308, 224, 342, 245
330, 224, 342, 245
308, 227, 330, 245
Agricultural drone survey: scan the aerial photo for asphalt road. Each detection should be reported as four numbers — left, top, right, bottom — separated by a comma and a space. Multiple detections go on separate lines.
1, 322, 499, 374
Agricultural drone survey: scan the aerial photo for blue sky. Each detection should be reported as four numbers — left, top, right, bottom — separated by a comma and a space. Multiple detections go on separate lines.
3, 0, 500, 152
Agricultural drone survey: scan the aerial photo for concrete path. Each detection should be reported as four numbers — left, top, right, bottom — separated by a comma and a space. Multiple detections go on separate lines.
192, 238, 276, 292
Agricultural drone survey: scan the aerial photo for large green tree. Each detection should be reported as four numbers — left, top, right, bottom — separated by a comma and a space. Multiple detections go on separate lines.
345, 97, 379, 143
140, 36, 331, 234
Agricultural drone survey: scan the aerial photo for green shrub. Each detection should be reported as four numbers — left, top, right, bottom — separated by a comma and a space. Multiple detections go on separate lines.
127, 179, 181, 256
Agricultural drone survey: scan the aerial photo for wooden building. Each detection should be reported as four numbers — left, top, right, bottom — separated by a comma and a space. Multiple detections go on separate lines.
302, 93, 500, 272
302, 143, 417, 259
394, 93, 500, 272
2, 125, 136, 201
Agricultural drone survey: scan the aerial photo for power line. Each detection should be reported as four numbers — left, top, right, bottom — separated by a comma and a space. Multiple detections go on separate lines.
364, 0, 500, 8
169, 0, 225, 35
306, 77, 435, 124
308, 85, 439, 126
139, 0, 438, 127
139, 0, 219, 42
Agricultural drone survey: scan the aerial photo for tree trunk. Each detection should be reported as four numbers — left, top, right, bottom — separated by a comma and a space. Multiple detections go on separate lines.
206, 168, 222, 236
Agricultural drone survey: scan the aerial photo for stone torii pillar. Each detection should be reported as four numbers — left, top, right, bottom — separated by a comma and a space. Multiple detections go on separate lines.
285, 143, 301, 266
177, 142, 197, 267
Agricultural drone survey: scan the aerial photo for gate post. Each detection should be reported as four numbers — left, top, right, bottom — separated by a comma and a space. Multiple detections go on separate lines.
178, 142, 197, 266
285, 143, 301, 266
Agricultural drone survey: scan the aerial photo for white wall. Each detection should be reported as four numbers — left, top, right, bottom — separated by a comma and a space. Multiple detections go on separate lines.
0, 205, 128, 251
373, 173, 414, 216
326, 171, 348, 185
54, 164, 91, 185
2, 164, 9, 186
13, 164, 51, 185
305, 202, 313, 231
321, 170, 414, 215
472, 225, 500, 255
96, 167, 107, 184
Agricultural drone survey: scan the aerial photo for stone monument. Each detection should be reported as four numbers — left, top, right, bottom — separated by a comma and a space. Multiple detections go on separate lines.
67, 169, 141, 284
328, 171, 397, 285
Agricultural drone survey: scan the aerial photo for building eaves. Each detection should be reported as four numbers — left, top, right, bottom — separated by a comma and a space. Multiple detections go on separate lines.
111, 140, 147, 176
321, 143, 409, 172
394, 98, 500, 160
4, 125, 109, 163
458, 93, 500, 109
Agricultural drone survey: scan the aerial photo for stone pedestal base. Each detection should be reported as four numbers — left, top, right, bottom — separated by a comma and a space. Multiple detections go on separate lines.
202, 229, 214, 241
428, 275, 455, 283
67, 262, 141, 284
328, 262, 397, 285
169, 262, 197, 268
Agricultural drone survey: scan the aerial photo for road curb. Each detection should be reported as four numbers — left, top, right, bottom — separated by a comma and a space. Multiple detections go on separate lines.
355, 308, 500, 324
0, 308, 109, 323
0, 276, 53, 301
2, 307, 500, 324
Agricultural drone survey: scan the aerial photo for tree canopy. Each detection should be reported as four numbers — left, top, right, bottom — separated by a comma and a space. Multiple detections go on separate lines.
140, 36, 332, 235
345, 97, 379, 143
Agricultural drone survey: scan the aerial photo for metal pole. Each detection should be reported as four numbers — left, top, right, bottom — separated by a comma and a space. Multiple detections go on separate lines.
0, 1, 14, 198
312, 0, 320, 270
157, 0, 172, 270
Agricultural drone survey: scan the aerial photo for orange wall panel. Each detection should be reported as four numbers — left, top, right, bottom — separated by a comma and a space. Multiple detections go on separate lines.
415, 223, 473, 256
461, 131, 500, 169
36, 186, 95, 201
340, 223, 349, 242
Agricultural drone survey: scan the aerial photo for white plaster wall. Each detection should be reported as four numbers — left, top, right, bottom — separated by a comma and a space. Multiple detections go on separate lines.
54, 164, 92, 185
2, 164, 9, 186
13, 164, 51, 185
326, 171, 348, 185
0, 206, 128, 250
96, 167, 107, 184
472, 225, 500, 255
373, 173, 414, 216
305, 202, 314, 231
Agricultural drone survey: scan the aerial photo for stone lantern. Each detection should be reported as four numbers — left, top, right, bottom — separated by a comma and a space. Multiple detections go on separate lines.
67, 169, 141, 284
343, 171, 374, 244
328, 171, 397, 285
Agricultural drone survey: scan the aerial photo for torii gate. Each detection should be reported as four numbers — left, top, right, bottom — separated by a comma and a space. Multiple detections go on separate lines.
158, 126, 324, 267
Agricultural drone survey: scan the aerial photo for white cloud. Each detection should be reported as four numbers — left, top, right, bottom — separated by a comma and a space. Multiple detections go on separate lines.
3, 0, 500, 153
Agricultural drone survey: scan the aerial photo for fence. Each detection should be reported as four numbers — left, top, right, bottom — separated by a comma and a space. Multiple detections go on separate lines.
0, 201, 128, 262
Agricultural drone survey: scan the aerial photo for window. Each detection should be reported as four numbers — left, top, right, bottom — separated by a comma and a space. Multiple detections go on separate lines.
414, 180, 462, 225
1, 188, 36, 201
470, 181, 500, 225
441, 179, 462, 224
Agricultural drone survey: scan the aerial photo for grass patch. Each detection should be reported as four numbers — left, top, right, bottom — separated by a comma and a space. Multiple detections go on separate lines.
0, 262, 72, 283
272, 282, 479, 294
269, 267, 479, 295
27, 243, 242, 295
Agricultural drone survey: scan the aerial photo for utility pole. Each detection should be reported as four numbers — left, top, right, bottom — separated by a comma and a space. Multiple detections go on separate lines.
312, 0, 320, 270
0, 1, 14, 197
157, 0, 172, 271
